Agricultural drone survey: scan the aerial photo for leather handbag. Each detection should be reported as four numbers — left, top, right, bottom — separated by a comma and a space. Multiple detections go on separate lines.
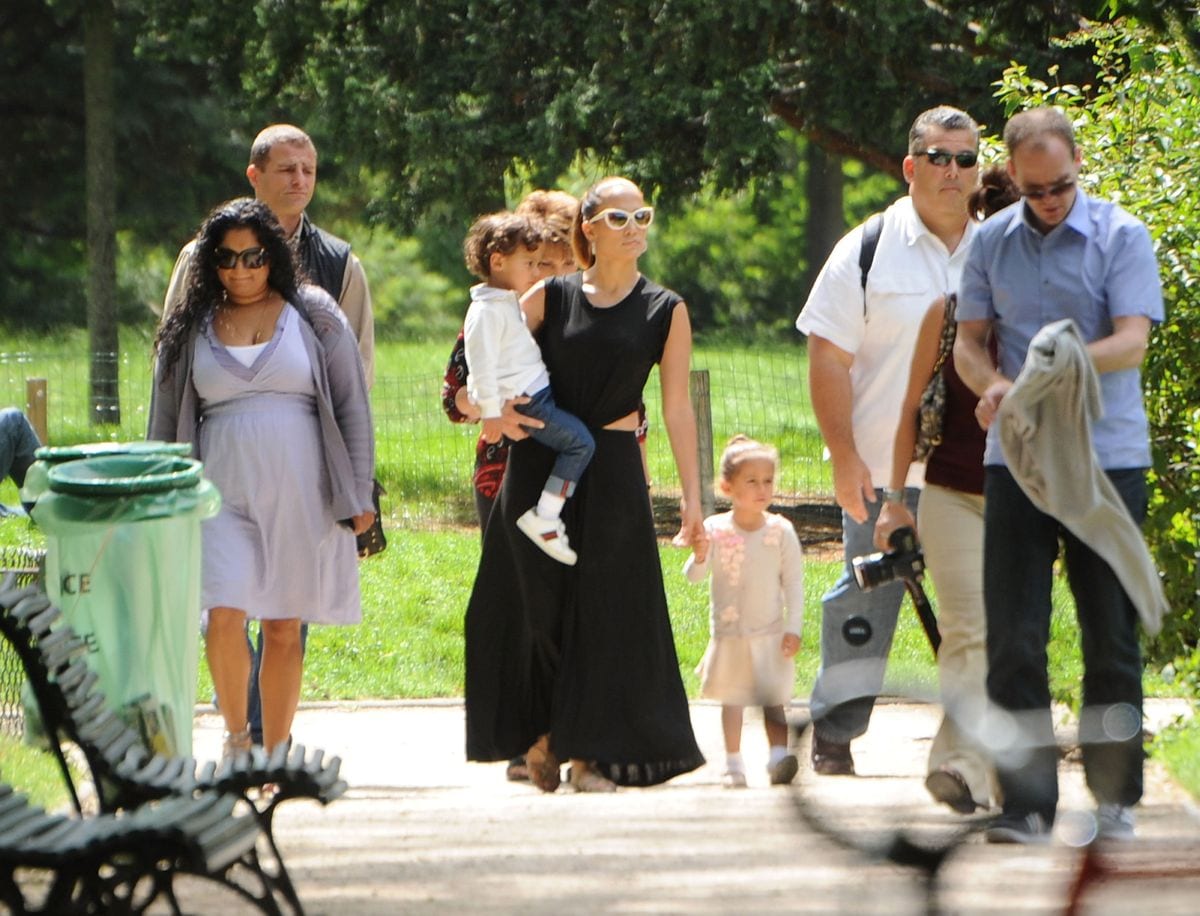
356, 479, 387, 558
912, 294, 957, 463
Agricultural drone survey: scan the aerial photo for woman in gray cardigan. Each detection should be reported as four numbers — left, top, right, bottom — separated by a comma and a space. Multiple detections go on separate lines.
149, 198, 374, 759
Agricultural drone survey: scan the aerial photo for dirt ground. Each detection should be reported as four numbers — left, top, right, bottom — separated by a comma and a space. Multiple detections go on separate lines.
160, 698, 1200, 915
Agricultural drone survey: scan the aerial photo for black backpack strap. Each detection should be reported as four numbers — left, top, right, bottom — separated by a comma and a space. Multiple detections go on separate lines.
858, 212, 884, 317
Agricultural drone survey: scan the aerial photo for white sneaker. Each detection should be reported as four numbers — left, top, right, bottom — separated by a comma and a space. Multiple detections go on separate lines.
722, 769, 747, 789
517, 509, 577, 566
1096, 803, 1136, 841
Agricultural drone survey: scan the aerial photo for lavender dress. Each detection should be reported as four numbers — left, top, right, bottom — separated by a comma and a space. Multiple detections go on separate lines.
193, 305, 361, 624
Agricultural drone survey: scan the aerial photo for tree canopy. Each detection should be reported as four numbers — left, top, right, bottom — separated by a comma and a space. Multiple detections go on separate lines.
3, 0, 1198, 325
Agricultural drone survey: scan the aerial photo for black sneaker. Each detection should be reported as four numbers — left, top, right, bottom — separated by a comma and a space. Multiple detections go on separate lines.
810, 733, 855, 775
986, 811, 1051, 845
768, 754, 800, 785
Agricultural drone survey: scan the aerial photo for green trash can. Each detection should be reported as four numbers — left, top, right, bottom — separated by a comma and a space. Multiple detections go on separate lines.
31, 453, 220, 757
20, 441, 193, 508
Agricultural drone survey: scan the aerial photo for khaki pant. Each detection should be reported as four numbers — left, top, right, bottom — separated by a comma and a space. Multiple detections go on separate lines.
918, 483, 996, 807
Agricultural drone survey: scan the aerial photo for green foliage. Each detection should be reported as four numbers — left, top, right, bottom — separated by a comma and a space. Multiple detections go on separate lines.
117, 232, 177, 324
1, 1, 268, 328
1153, 713, 1200, 800
327, 222, 463, 342
642, 178, 805, 334
994, 21, 1200, 663
638, 133, 902, 334
6, 0, 1176, 332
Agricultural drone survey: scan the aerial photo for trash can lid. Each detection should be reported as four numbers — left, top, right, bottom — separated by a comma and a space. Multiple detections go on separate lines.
33, 441, 192, 463
47, 454, 204, 496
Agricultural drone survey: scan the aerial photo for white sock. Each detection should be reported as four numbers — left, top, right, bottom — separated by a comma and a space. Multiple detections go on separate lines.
768, 745, 789, 767
536, 491, 566, 520
725, 752, 745, 773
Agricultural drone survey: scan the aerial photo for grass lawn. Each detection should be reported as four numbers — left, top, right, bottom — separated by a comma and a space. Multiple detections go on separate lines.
1155, 717, 1200, 798
0, 735, 74, 810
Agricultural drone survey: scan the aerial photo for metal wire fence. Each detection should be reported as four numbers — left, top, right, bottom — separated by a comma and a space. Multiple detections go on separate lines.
1, 344, 837, 528
0, 547, 45, 741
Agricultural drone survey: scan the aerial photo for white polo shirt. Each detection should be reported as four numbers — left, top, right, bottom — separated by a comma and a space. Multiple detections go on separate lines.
796, 195, 976, 487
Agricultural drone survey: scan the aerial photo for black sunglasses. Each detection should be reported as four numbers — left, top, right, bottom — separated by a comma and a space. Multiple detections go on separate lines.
1020, 179, 1076, 201
915, 148, 979, 169
213, 246, 268, 270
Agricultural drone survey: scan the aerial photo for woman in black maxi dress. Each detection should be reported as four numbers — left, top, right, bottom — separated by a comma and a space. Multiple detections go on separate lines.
465, 177, 707, 790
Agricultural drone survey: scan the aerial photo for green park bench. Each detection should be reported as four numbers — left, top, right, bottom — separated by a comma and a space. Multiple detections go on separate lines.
0, 577, 349, 915
0, 781, 278, 914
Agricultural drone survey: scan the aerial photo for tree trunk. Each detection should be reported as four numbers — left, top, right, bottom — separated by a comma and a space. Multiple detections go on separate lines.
802, 144, 845, 301
85, 0, 119, 426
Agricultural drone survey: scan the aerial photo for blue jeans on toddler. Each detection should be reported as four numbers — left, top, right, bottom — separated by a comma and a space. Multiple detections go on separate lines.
517, 386, 595, 496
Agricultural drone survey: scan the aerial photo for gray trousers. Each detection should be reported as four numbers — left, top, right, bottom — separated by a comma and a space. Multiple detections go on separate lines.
809, 487, 920, 742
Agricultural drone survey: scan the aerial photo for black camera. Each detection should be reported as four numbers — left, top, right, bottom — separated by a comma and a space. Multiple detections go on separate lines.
852, 526, 926, 591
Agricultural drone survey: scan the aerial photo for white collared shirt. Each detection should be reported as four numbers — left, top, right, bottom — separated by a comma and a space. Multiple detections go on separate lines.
796, 195, 976, 486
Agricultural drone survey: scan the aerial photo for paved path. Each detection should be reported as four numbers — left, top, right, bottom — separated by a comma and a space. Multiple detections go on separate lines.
176, 699, 1198, 914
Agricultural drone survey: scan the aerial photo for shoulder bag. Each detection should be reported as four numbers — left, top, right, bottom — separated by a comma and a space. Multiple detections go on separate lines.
912, 294, 957, 463
355, 479, 387, 558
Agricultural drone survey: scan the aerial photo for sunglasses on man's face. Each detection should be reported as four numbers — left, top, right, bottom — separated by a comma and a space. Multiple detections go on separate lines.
213, 246, 269, 270
587, 206, 655, 231
1020, 179, 1076, 201
915, 148, 979, 169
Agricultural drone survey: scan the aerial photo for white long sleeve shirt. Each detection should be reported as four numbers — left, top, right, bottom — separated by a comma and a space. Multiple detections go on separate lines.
462, 284, 551, 419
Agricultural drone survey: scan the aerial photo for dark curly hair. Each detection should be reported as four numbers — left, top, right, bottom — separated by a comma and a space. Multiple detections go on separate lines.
969, 166, 1020, 221
154, 198, 301, 373
462, 211, 540, 280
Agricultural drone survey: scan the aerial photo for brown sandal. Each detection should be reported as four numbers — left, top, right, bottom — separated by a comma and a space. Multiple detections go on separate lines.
221, 726, 253, 762
569, 763, 617, 793
525, 737, 561, 793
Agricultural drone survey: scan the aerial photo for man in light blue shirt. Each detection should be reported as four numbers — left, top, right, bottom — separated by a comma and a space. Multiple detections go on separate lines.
956, 107, 1163, 844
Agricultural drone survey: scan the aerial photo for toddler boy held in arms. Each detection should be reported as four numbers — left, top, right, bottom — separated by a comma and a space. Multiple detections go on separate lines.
462, 212, 594, 565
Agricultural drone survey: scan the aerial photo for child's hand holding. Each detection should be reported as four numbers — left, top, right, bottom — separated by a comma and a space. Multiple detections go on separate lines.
673, 524, 709, 557
481, 416, 504, 443
781, 632, 800, 658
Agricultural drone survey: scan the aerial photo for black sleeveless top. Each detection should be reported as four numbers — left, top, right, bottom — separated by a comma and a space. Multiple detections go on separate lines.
540, 273, 681, 428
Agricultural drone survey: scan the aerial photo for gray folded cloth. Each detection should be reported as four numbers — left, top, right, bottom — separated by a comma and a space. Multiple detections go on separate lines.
997, 318, 1168, 635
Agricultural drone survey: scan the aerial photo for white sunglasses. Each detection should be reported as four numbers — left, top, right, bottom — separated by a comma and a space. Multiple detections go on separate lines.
586, 206, 655, 230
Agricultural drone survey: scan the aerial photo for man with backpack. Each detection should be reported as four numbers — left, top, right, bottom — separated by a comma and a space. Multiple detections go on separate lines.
795, 106, 980, 776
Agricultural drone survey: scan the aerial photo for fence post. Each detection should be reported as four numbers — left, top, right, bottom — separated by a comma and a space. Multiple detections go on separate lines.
689, 369, 714, 519
25, 378, 48, 446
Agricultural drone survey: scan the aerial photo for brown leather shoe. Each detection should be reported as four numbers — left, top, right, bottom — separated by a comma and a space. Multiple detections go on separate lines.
924, 766, 978, 814
810, 733, 855, 775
